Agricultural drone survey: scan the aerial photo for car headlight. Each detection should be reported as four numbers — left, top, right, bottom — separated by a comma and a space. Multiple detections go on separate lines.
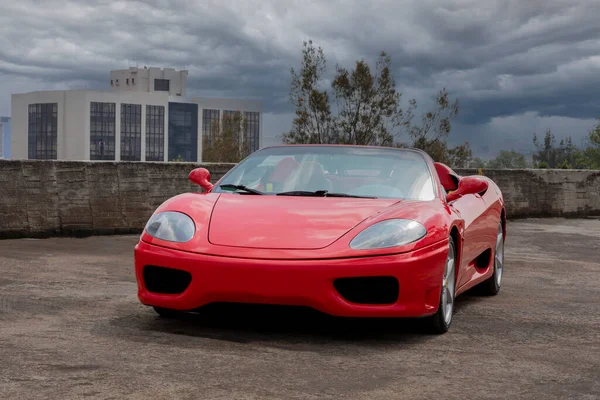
144, 211, 195, 243
349, 219, 427, 250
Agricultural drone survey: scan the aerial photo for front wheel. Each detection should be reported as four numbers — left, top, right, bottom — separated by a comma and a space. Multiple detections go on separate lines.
425, 236, 457, 334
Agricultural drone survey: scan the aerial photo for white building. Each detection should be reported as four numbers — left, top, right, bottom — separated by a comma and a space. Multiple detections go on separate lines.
109, 66, 188, 97
10, 69, 263, 162
0, 120, 4, 159
0, 117, 9, 159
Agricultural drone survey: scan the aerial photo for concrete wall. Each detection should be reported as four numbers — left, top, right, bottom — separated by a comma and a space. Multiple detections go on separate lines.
110, 67, 189, 97
1, 161, 599, 239
455, 168, 600, 219
0, 160, 232, 239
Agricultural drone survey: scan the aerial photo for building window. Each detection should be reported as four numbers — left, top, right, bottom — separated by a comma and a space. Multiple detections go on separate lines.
168, 102, 198, 162
146, 105, 165, 161
28, 103, 58, 159
132, 78, 135, 85
244, 111, 260, 153
126, 78, 129, 85
120, 103, 142, 161
202, 109, 220, 145
90, 102, 116, 160
223, 110, 239, 121
154, 79, 170, 92
223, 110, 242, 144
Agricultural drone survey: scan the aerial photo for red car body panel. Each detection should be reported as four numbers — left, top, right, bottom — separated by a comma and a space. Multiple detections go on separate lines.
208, 195, 400, 250
134, 146, 506, 318
141, 194, 453, 259
135, 239, 449, 317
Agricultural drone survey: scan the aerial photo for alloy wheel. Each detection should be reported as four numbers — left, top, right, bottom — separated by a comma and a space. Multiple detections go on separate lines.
441, 241, 456, 326
495, 223, 504, 287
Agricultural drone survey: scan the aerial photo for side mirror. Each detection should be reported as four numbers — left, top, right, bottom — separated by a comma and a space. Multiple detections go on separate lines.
189, 168, 214, 191
446, 176, 488, 203
434, 162, 459, 192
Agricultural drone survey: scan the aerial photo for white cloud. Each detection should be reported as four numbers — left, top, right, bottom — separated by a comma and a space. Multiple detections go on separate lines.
1, 0, 600, 154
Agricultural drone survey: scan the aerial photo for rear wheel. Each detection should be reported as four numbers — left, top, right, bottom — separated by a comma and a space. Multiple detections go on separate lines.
477, 221, 504, 296
426, 236, 456, 334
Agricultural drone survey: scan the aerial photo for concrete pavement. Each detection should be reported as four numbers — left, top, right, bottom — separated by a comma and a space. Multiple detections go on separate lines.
0, 218, 599, 399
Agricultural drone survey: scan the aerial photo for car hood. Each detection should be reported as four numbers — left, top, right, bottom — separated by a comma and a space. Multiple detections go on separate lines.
207, 194, 400, 250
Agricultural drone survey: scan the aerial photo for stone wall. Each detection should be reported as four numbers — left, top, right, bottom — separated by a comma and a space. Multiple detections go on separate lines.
1, 160, 599, 239
0, 160, 232, 239
455, 168, 600, 219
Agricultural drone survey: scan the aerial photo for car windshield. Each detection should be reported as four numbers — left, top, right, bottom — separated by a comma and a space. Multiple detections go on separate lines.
213, 146, 437, 201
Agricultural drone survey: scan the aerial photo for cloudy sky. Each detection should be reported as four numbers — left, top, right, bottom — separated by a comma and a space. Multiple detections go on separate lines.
1, 0, 600, 158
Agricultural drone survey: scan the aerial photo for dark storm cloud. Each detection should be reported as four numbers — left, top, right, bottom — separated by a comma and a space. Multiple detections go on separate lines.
1, 0, 599, 153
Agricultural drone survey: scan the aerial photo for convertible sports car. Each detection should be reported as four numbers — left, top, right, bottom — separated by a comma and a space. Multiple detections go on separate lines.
134, 145, 506, 334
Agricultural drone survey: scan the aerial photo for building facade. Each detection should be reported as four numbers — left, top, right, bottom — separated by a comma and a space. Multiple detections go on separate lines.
0, 117, 10, 159
109, 67, 188, 97
10, 90, 262, 162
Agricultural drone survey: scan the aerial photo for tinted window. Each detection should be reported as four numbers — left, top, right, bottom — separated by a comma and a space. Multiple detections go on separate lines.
90, 102, 116, 160
202, 109, 220, 146
244, 111, 260, 153
121, 103, 142, 161
146, 105, 165, 161
28, 103, 58, 160
168, 102, 198, 162
154, 79, 170, 92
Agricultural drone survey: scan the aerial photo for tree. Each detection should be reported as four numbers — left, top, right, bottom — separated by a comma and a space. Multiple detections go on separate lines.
331, 52, 413, 146
446, 142, 473, 168
532, 129, 555, 167
392, 88, 471, 168
487, 150, 530, 169
282, 40, 335, 144
532, 129, 580, 169
202, 111, 250, 163
558, 136, 578, 168
407, 89, 459, 154
469, 157, 488, 168
283, 41, 466, 167
574, 118, 600, 169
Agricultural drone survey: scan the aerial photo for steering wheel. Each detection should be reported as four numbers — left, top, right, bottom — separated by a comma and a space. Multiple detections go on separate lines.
346, 184, 405, 198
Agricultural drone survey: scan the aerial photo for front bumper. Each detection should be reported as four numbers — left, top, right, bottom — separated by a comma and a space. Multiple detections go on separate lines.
134, 239, 449, 318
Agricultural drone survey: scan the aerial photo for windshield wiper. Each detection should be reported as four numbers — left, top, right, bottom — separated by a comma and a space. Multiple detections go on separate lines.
277, 190, 376, 199
219, 184, 264, 195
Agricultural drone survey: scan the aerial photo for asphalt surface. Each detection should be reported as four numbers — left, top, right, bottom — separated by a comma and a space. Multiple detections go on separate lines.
0, 218, 599, 399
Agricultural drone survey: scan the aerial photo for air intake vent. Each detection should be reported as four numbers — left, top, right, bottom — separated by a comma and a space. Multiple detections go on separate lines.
334, 276, 399, 305
143, 265, 192, 295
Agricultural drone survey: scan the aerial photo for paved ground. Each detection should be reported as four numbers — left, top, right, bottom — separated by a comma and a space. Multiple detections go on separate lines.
0, 218, 599, 399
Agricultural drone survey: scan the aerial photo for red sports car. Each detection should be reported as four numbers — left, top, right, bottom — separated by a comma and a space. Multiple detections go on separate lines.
134, 145, 506, 334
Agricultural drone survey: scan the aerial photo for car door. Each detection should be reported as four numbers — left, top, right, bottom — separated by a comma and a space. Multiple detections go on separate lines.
449, 191, 488, 289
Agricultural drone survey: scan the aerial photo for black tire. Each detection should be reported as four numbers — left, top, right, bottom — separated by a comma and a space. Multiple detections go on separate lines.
153, 306, 179, 319
477, 221, 504, 296
426, 236, 457, 334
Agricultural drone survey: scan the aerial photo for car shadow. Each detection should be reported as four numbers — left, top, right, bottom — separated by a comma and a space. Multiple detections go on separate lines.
124, 295, 478, 347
